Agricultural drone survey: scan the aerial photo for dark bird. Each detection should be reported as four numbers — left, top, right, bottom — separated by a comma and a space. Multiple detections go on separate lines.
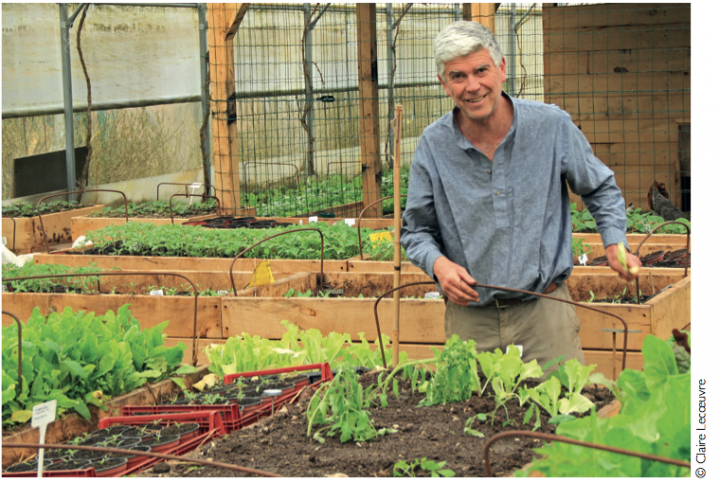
652, 185, 685, 221
647, 181, 669, 211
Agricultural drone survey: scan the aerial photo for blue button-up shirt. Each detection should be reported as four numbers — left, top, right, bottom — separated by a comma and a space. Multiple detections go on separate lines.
400, 93, 628, 306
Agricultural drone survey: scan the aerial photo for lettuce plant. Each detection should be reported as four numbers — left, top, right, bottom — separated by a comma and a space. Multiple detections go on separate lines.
2, 305, 193, 427
517, 334, 690, 477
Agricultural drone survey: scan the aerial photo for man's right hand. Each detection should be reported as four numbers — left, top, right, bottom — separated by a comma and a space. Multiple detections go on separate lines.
433, 256, 480, 306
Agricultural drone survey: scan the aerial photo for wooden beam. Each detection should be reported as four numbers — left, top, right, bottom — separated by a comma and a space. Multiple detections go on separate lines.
208, 3, 242, 215
225, 3, 249, 40
356, 4, 383, 218
462, 3, 499, 32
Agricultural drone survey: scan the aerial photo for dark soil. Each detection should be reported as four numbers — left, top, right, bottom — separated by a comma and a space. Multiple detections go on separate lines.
151, 372, 614, 478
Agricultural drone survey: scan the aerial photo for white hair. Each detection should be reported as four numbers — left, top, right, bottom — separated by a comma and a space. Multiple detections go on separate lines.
434, 21, 503, 82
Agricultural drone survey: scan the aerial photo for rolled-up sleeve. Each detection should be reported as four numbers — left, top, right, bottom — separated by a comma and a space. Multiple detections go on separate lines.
401, 139, 446, 280
560, 116, 628, 249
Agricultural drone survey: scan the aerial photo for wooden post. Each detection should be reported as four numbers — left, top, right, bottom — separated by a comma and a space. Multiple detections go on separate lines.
391, 105, 403, 367
356, 4, 383, 218
208, 4, 244, 215
463, 3, 499, 33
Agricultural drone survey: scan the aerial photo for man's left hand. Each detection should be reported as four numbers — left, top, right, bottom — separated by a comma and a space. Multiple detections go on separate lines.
605, 243, 642, 281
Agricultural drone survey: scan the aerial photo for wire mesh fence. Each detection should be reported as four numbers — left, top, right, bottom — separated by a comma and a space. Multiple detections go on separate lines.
3, 3, 690, 220
212, 2, 689, 219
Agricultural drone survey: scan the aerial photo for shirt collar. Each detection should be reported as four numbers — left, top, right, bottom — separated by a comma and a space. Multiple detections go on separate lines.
444, 91, 518, 151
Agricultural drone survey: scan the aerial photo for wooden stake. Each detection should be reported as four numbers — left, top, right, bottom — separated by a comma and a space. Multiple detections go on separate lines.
208, 4, 243, 215
391, 105, 403, 367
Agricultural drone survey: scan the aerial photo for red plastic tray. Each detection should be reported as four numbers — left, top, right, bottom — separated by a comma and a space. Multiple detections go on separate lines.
222, 362, 333, 385
121, 402, 249, 433
1, 467, 97, 478
98, 410, 225, 476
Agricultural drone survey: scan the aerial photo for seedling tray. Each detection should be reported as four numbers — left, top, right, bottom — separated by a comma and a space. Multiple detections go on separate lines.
222, 362, 334, 428
97, 411, 225, 476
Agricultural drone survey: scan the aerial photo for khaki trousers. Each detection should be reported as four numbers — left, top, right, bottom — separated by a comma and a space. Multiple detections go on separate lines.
444, 282, 585, 374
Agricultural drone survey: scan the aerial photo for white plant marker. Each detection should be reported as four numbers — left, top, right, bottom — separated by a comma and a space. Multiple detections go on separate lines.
579, 254, 589, 266
344, 218, 355, 227
308, 216, 318, 223
506, 345, 523, 358
32, 399, 57, 478
149, 289, 164, 296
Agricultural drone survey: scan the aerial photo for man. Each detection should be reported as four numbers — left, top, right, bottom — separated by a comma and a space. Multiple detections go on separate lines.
400, 21, 641, 371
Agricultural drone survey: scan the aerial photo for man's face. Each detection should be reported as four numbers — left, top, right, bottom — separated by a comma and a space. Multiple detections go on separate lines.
438, 49, 507, 124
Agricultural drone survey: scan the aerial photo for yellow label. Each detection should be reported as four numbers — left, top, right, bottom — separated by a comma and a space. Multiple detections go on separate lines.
369, 231, 393, 249
247, 260, 275, 287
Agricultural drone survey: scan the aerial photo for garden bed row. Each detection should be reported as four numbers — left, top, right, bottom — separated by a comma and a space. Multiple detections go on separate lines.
3, 262, 690, 379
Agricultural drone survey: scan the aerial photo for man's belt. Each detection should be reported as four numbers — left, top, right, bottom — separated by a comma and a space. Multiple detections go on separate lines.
493, 282, 559, 309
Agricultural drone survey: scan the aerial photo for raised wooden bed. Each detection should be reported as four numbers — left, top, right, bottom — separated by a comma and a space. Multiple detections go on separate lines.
1, 292, 222, 339
1, 365, 210, 469
2, 205, 104, 254
222, 269, 689, 379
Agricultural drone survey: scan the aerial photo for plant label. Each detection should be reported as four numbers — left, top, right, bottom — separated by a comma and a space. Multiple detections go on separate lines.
149, 289, 164, 296
247, 260, 275, 287
507, 345, 523, 358
579, 254, 588, 266
1, 236, 6, 246
308, 216, 319, 223
217, 290, 228, 296
32, 399, 57, 479
344, 218, 356, 227
424, 291, 441, 299
369, 231, 393, 249
1, 285, 6, 293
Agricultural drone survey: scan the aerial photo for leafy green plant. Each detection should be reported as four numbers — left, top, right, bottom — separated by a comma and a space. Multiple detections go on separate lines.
205, 321, 405, 378
571, 203, 690, 234
523, 358, 596, 424
307, 363, 396, 443
393, 457, 455, 477
517, 335, 690, 477
475, 345, 544, 425
1, 305, 193, 427
571, 237, 591, 259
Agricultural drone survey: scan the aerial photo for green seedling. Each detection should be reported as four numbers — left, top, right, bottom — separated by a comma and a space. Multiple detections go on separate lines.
393, 458, 455, 477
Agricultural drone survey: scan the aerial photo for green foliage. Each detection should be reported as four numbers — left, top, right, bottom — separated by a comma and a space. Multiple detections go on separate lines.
570, 203, 690, 234
393, 457, 455, 477
204, 321, 405, 377
240, 167, 409, 218
1, 200, 85, 218
524, 358, 596, 421
306, 363, 393, 443
571, 237, 590, 259
476, 345, 544, 424
2, 261, 108, 294
84, 220, 395, 260
418, 335, 480, 407
1, 305, 192, 427
89, 199, 217, 218
517, 335, 690, 477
